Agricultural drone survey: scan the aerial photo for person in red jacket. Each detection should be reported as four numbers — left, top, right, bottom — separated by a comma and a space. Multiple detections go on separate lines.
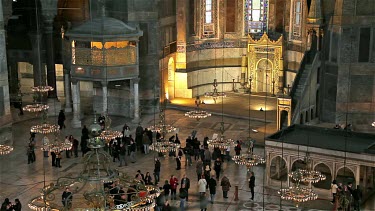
169, 175, 179, 200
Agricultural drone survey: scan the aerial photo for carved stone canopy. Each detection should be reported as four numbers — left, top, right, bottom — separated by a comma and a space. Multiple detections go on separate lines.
65, 17, 143, 41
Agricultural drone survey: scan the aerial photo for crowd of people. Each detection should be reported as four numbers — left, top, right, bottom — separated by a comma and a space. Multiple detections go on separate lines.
331, 180, 363, 211
1, 198, 21, 211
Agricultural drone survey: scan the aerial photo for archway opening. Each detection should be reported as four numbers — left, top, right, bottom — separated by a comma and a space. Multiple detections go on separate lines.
256, 59, 273, 93
270, 156, 287, 181
291, 159, 305, 171
313, 163, 332, 189
337, 167, 356, 187
280, 110, 288, 130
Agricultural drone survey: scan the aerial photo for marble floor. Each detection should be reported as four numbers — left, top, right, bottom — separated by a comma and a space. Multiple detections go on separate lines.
0, 107, 372, 210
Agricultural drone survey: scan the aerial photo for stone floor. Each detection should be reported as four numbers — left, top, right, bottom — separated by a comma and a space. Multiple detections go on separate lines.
0, 92, 373, 210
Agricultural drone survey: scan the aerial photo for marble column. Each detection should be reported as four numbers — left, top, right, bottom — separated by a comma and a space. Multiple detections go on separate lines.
102, 81, 108, 114
63, 68, 72, 112
43, 17, 57, 98
132, 78, 140, 123
28, 32, 44, 86
71, 80, 81, 128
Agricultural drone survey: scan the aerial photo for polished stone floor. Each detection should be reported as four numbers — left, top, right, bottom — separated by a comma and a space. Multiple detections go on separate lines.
0, 107, 344, 211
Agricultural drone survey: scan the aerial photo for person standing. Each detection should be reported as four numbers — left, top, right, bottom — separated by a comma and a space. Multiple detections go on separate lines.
249, 171, 255, 200
12, 199, 22, 211
208, 175, 217, 204
51, 151, 56, 166
144, 172, 153, 185
220, 175, 231, 198
163, 180, 171, 200
214, 158, 222, 180
81, 125, 89, 137
73, 138, 79, 157
154, 158, 161, 184
170, 175, 178, 200
234, 141, 241, 155
62, 187, 73, 208
179, 184, 188, 211
203, 148, 211, 167
55, 151, 62, 168
129, 140, 136, 163
352, 185, 362, 211
118, 143, 127, 167
196, 159, 203, 181
58, 110, 66, 130
180, 175, 190, 201
225, 145, 231, 161
176, 149, 183, 170
80, 135, 88, 156
135, 124, 144, 153
331, 180, 338, 204
198, 175, 207, 196
142, 132, 151, 154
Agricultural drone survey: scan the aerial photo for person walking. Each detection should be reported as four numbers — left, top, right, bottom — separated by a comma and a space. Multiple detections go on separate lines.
80, 135, 88, 156
180, 175, 190, 201
170, 175, 179, 200
62, 187, 73, 209
135, 124, 144, 153
204, 165, 211, 184
118, 143, 127, 167
221, 175, 231, 198
203, 148, 211, 167
249, 171, 255, 200
129, 140, 136, 163
196, 159, 203, 181
208, 175, 217, 204
234, 141, 241, 155
198, 175, 207, 196
214, 158, 222, 180
58, 110, 66, 130
142, 132, 151, 154
176, 149, 183, 170
154, 158, 161, 184
179, 184, 188, 211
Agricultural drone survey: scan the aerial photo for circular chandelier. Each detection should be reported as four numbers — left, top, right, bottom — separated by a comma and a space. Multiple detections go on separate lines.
41, 138, 72, 152
148, 124, 177, 134
289, 169, 326, 184
22, 104, 49, 112
232, 153, 266, 169
185, 96, 211, 119
207, 135, 234, 152
0, 144, 13, 155
204, 79, 226, 103
31, 85, 54, 92
149, 139, 180, 153
99, 130, 123, 142
30, 123, 59, 134
278, 185, 318, 207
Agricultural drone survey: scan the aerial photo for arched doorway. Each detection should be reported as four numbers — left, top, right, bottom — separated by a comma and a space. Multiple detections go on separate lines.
337, 167, 356, 187
167, 57, 175, 100
256, 59, 273, 93
270, 156, 287, 181
313, 163, 332, 189
280, 110, 288, 130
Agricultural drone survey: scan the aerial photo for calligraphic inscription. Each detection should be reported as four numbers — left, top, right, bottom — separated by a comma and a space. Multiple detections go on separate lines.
91, 69, 101, 75
108, 69, 118, 76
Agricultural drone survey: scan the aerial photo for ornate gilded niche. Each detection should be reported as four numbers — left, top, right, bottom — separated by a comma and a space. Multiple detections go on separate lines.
247, 33, 283, 95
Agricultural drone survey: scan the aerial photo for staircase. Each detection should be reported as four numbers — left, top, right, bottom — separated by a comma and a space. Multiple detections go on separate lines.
290, 50, 320, 124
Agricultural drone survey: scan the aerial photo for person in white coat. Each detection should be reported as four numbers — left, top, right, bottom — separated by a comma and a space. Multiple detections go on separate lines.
198, 175, 207, 196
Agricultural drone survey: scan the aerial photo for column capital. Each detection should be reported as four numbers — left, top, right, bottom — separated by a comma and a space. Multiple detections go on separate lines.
132, 78, 140, 84
101, 81, 108, 87
63, 68, 70, 75
71, 78, 78, 84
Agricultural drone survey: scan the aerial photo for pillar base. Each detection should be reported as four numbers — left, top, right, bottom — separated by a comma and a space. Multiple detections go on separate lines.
47, 98, 62, 116
132, 117, 140, 124
71, 116, 81, 128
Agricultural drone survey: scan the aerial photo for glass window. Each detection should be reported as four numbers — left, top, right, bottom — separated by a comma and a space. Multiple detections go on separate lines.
292, 0, 302, 37
244, 0, 268, 34
206, 0, 212, 23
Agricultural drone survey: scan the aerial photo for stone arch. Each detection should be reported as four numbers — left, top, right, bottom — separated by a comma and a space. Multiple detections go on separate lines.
291, 159, 305, 171
255, 58, 274, 93
270, 155, 288, 181
313, 163, 332, 189
166, 57, 175, 100
336, 166, 356, 186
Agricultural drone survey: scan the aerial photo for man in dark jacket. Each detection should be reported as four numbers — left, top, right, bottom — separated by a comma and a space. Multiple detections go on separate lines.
220, 175, 231, 198
208, 175, 217, 204
58, 110, 66, 130
180, 175, 190, 201
62, 187, 73, 208
154, 158, 161, 184
214, 158, 222, 180
249, 171, 255, 200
